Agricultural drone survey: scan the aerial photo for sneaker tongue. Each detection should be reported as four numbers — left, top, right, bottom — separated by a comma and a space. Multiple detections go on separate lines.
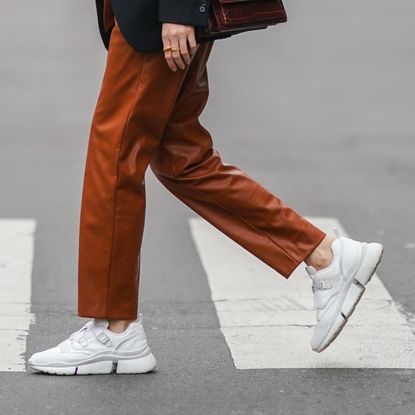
305, 265, 317, 277
93, 318, 110, 329
331, 238, 341, 255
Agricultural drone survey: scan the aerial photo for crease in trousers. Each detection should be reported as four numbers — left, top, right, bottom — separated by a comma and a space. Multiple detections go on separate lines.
78, 19, 326, 319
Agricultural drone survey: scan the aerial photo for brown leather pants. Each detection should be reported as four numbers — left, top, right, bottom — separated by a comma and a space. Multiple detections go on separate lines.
77, 21, 326, 319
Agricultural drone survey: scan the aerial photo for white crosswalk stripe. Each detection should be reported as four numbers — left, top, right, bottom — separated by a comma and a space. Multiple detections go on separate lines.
0, 220, 36, 372
189, 216, 415, 369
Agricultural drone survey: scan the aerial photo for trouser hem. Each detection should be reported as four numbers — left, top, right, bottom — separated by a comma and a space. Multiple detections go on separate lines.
281, 228, 327, 278
78, 304, 138, 320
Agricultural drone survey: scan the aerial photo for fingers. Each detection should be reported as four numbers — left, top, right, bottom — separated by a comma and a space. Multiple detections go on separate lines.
179, 36, 191, 65
162, 23, 198, 72
163, 43, 177, 72
187, 30, 199, 58
163, 39, 177, 72
171, 37, 186, 70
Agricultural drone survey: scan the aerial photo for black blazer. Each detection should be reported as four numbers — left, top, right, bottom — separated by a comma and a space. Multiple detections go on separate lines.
95, 0, 214, 52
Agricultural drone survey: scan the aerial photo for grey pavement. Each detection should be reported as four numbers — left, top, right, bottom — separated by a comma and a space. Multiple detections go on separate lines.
1, 0, 415, 414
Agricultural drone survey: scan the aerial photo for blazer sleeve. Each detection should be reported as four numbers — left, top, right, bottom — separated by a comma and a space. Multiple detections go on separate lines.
159, 0, 210, 27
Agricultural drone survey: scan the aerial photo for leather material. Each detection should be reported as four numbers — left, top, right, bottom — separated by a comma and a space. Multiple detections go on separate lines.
195, 0, 287, 41
78, 22, 326, 320
213, 0, 286, 29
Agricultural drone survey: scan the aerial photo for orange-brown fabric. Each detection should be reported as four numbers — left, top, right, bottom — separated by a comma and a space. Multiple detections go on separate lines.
78, 22, 326, 319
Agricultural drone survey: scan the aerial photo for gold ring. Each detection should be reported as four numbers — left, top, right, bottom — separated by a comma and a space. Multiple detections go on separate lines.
163, 45, 179, 53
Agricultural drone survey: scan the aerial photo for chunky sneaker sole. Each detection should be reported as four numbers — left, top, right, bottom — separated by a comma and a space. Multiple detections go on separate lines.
311, 242, 384, 353
29, 351, 157, 375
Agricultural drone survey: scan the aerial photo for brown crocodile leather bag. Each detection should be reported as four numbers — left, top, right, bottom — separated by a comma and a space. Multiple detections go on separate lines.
195, 0, 287, 42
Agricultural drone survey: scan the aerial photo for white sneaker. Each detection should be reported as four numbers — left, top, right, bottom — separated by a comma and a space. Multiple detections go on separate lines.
305, 228, 384, 353
27, 313, 157, 375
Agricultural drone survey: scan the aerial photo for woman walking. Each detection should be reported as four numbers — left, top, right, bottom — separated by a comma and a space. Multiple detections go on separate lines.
28, 0, 383, 375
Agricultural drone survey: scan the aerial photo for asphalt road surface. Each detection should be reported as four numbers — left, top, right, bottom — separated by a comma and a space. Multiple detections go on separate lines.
1, 1, 415, 414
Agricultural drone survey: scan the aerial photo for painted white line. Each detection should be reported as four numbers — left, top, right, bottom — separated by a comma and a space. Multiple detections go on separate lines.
0, 219, 36, 372
189, 216, 415, 369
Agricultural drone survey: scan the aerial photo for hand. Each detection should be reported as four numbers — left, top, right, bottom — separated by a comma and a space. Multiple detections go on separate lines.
161, 23, 198, 72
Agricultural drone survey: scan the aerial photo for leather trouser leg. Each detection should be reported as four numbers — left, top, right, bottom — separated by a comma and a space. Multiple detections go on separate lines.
78, 22, 214, 319
149, 41, 327, 281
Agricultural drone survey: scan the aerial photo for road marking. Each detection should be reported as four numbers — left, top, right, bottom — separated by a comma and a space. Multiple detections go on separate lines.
189, 216, 415, 369
0, 220, 36, 372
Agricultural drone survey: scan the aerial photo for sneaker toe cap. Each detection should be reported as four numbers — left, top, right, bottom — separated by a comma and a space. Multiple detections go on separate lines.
310, 334, 323, 352
310, 321, 331, 352
28, 346, 62, 366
